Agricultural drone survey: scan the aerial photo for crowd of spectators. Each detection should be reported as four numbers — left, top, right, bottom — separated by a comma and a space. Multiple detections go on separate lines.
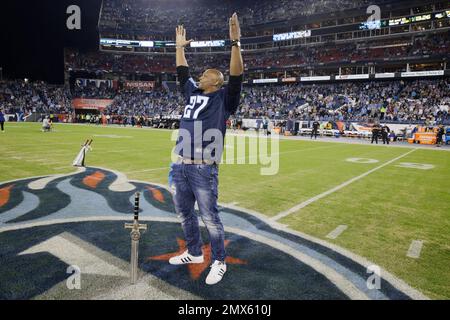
105, 89, 185, 117
100, 0, 376, 35
235, 79, 450, 124
2, 78, 449, 125
0, 80, 72, 115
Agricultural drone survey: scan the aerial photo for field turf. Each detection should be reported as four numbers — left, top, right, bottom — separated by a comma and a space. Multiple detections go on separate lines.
1, 122, 449, 299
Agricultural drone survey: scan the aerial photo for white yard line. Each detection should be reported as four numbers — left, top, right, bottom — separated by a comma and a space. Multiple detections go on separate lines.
406, 240, 424, 259
271, 148, 417, 221
53, 166, 72, 170
326, 225, 348, 239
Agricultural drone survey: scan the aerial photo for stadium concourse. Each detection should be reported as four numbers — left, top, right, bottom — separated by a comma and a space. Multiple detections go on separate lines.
0, 0, 450, 302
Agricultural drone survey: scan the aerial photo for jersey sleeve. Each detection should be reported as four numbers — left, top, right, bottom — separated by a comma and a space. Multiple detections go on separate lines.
224, 74, 243, 117
177, 66, 197, 102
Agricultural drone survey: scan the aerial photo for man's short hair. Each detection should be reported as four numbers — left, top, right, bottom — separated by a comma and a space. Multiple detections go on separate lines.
206, 69, 224, 88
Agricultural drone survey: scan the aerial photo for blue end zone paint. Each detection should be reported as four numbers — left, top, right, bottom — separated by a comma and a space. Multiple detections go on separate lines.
0, 221, 348, 300
70, 167, 134, 214
0, 168, 423, 300
142, 185, 175, 213
0, 181, 26, 215
69, 167, 176, 214
6, 176, 71, 223
0, 224, 70, 299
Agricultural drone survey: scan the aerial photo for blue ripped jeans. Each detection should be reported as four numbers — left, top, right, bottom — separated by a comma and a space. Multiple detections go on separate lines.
172, 163, 226, 262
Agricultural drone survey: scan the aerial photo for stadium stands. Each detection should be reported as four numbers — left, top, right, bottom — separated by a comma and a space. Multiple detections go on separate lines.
0, 80, 72, 115
99, 0, 378, 35
2, 78, 448, 125
236, 79, 450, 123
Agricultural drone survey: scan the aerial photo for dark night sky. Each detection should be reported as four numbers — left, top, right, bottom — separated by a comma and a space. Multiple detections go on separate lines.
0, 0, 102, 84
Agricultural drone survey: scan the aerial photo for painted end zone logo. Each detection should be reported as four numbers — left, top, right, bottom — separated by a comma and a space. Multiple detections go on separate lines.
0, 168, 426, 300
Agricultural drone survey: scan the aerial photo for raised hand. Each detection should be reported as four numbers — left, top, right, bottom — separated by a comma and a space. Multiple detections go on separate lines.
229, 12, 241, 41
176, 25, 194, 48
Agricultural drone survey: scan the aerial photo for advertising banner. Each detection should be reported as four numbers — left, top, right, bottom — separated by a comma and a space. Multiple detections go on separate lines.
72, 98, 114, 111
123, 81, 155, 90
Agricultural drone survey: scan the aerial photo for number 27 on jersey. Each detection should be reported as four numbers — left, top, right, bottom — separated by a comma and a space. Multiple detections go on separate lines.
183, 96, 210, 119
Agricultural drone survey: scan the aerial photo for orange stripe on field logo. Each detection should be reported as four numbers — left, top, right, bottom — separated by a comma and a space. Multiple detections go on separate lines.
82, 171, 105, 189
146, 186, 165, 203
0, 185, 14, 207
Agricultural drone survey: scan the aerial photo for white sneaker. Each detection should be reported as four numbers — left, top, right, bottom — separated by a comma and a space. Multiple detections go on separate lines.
205, 260, 227, 285
169, 250, 204, 265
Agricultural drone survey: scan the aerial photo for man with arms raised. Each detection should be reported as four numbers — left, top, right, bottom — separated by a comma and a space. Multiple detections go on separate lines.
169, 13, 243, 285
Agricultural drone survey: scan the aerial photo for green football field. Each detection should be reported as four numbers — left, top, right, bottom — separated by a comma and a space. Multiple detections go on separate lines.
1, 122, 449, 299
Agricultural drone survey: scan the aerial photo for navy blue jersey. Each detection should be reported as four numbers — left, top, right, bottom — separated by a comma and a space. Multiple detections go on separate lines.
175, 66, 243, 161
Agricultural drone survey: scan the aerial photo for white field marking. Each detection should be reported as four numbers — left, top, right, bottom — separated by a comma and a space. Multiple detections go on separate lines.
28, 168, 86, 190
4, 151, 74, 157
32, 236, 175, 299
92, 274, 201, 300
13, 122, 450, 152
6, 151, 71, 159
10, 141, 82, 147
24, 161, 63, 167
326, 225, 348, 240
19, 232, 128, 277
264, 223, 431, 299
406, 240, 424, 259
395, 163, 435, 170
97, 147, 169, 154
54, 166, 72, 170
346, 158, 379, 164
224, 226, 370, 300
271, 149, 417, 221
25, 158, 60, 163
93, 134, 132, 139
109, 170, 136, 192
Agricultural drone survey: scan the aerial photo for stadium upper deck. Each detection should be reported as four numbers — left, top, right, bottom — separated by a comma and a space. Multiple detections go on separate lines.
90, 0, 450, 78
